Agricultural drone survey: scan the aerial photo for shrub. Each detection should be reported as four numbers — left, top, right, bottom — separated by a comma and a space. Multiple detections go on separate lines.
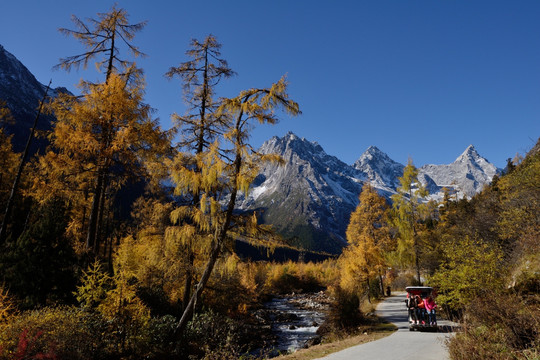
0, 307, 109, 360
448, 293, 540, 360
0, 285, 17, 323
181, 310, 247, 358
320, 286, 365, 334
0, 306, 184, 360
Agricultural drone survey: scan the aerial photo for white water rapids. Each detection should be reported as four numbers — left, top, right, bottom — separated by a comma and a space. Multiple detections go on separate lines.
264, 295, 326, 355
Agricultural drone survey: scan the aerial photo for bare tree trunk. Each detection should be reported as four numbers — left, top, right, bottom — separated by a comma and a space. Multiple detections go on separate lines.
413, 229, 421, 285
86, 171, 105, 253
0, 81, 51, 243
96, 174, 109, 255
366, 278, 371, 304
182, 246, 194, 313
174, 144, 242, 339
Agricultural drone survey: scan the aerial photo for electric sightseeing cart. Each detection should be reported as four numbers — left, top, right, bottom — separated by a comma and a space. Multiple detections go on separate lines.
405, 286, 438, 332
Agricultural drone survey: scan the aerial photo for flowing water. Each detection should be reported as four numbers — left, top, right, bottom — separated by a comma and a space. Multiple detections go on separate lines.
263, 295, 327, 355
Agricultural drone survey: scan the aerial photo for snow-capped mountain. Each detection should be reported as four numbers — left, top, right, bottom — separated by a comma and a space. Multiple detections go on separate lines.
419, 145, 500, 200
1, 44, 501, 255
352, 145, 405, 197
236, 133, 363, 253
0, 44, 67, 152
239, 133, 501, 254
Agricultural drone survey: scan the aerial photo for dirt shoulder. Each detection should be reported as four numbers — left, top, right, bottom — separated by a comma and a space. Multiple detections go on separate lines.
275, 318, 396, 360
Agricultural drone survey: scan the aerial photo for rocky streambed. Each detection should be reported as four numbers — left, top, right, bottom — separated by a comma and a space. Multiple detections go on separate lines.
252, 291, 331, 357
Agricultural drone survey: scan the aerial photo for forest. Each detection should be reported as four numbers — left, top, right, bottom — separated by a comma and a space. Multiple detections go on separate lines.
0, 6, 538, 360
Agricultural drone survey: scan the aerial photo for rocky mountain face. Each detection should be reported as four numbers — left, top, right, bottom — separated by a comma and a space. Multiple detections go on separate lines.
352, 145, 404, 198
0, 44, 67, 152
419, 145, 500, 200
236, 133, 362, 253
238, 132, 501, 254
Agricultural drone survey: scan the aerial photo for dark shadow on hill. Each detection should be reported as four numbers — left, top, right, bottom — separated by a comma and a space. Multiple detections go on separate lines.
235, 239, 335, 263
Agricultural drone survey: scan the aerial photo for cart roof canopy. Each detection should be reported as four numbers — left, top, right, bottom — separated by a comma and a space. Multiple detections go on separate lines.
405, 286, 434, 297
405, 286, 433, 291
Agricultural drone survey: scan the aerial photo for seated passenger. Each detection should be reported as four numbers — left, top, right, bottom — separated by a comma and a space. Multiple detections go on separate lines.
425, 295, 437, 325
415, 295, 426, 324
407, 293, 418, 324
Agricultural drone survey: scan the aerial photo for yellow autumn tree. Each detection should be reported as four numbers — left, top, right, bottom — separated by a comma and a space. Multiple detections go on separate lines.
390, 159, 430, 284
173, 76, 300, 337
165, 35, 235, 309
35, 73, 170, 254
340, 183, 390, 301
36, 5, 167, 255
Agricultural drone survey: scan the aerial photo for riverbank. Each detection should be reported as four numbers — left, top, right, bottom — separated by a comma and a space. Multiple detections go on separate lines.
269, 294, 397, 359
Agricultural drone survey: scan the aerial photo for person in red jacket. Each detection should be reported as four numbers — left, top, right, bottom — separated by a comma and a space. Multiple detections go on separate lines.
416, 295, 426, 325
425, 295, 437, 325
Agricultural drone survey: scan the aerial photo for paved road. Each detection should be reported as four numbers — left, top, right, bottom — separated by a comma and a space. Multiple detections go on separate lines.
317, 293, 458, 360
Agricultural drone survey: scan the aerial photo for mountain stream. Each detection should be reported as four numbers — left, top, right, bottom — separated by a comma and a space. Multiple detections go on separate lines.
261, 292, 329, 356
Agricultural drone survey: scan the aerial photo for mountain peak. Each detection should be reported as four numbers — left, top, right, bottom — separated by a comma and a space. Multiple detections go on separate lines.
356, 145, 396, 165
463, 144, 478, 155
455, 144, 485, 164
365, 145, 384, 154
285, 131, 299, 141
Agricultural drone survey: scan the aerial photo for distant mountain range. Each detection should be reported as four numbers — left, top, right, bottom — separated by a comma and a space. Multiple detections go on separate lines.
0, 44, 501, 255
236, 133, 501, 254
0, 44, 67, 152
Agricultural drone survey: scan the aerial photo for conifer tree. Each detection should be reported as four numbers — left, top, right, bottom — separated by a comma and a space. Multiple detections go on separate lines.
165, 34, 235, 153
340, 183, 390, 301
390, 159, 430, 284
54, 6, 148, 253
165, 35, 234, 310
0, 100, 16, 207
40, 6, 169, 254
37, 73, 169, 254
0, 83, 50, 244
172, 76, 300, 337
55, 5, 146, 82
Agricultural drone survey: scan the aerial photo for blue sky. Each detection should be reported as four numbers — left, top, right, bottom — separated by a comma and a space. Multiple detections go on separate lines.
1, 1, 539, 168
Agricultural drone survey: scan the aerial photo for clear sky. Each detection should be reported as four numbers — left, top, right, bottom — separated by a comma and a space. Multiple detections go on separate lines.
1, 1, 539, 168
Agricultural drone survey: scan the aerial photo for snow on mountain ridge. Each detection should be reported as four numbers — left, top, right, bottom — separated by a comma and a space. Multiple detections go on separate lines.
238, 132, 501, 253
419, 144, 500, 200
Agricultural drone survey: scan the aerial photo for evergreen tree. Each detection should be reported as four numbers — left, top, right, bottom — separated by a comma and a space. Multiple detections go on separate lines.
0, 198, 78, 308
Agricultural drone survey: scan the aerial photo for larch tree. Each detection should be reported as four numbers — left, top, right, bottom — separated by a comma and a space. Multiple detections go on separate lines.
172, 76, 300, 337
165, 35, 235, 310
165, 34, 235, 153
55, 5, 146, 82
340, 183, 390, 302
390, 158, 430, 284
37, 6, 170, 255
37, 73, 169, 255
55, 5, 148, 253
